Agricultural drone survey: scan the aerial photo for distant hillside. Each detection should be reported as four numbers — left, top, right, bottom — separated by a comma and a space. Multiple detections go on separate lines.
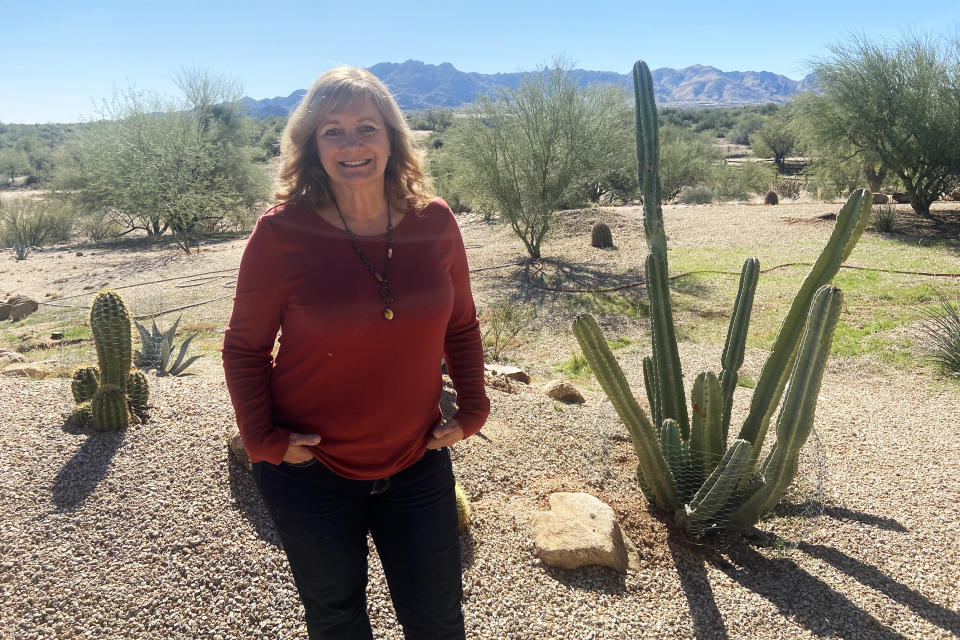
241, 60, 817, 117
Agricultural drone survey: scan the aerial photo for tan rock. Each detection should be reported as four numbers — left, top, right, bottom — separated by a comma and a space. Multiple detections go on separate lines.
484, 364, 530, 384
1, 360, 57, 379
545, 380, 584, 404
0, 348, 27, 369
484, 373, 516, 394
227, 429, 251, 472
533, 492, 633, 574
5, 296, 39, 322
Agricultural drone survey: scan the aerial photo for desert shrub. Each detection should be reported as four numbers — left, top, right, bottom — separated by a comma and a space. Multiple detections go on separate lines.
871, 203, 896, 232
0, 197, 69, 256
481, 299, 535, 362
922, 291, 960, 377
428, 148, 475, 215
775, 179, 803, 200
677, 185, 716, 204
659, 125, 724, 200
79, 212, 123, 243
764, 190, 779, 205
601, 167, 639, 204
709, 161, 777, 201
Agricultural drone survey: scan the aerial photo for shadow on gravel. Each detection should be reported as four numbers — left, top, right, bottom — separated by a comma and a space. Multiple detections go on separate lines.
540, 563, 626, 595
712, 541, 911, 640
797, 542, 960, 637
667, 531, 730, 640
52, 428, 124, 510
774, 500, 907, 532
227, 454, 281, 547
459, 531, 476, 570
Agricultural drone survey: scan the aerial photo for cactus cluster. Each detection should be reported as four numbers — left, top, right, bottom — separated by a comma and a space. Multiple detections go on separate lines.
71, 290, 150, 430
591, 221, 614, 248
572, 61, 871, 537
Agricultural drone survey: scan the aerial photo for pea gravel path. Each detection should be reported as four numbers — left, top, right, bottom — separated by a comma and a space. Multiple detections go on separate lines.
2, 202, 959, 639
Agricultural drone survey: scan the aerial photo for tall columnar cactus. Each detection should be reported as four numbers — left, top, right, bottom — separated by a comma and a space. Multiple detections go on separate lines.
571, 60, 871, 537
78, 290, 150, 431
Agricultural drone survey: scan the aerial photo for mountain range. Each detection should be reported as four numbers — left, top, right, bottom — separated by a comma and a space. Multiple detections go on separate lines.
240, 60, 818, 118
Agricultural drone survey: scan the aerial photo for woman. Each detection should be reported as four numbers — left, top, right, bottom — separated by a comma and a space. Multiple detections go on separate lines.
222, 67, 489, 640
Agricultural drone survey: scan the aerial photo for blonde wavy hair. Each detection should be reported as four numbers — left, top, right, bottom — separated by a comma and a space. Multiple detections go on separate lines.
275, 67, 433, 210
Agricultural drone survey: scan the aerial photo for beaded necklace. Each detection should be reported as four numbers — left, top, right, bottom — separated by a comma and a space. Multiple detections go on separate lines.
331, 197, 395, 320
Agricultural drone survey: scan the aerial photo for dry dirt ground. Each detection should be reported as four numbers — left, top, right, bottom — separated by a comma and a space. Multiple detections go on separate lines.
1, 201, 959, 639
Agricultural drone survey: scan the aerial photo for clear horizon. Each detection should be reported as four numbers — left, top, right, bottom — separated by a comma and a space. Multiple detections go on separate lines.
2, 0, 958, 124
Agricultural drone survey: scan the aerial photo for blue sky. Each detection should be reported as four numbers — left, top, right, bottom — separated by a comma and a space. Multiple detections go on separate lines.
2, 0, 958, 123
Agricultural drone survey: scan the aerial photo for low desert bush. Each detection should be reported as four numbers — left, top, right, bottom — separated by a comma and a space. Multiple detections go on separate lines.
677, 185, 716, 204
0, 197, 73, 257
921, 291, 960, 377
709, 161, 776, 201
774, 179, 803, 200
871, 204, 896, 233
764, 190, 780, 205
480, 300, 535, 362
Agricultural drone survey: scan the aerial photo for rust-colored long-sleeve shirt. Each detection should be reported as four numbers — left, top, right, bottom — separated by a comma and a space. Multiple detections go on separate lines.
222, 198, 489, 480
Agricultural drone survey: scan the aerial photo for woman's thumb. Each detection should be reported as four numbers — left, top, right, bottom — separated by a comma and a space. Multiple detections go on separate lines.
290, 432, 322, 446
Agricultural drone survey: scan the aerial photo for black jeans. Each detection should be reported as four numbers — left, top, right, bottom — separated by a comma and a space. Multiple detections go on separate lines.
253, 447, 465, 640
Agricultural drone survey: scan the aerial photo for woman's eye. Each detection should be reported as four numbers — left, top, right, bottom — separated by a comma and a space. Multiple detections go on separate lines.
359, 125, 376, 134
322, 128, 341, 137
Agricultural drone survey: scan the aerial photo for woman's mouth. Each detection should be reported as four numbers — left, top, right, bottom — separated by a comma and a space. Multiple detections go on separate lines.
340, 159, 371, 167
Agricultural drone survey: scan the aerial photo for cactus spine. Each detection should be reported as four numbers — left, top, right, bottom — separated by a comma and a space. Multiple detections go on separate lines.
571, 60, 870, 537
454, 483, 471, 532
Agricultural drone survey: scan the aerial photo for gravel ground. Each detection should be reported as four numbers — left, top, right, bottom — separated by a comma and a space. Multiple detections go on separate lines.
2, 202, 960, 639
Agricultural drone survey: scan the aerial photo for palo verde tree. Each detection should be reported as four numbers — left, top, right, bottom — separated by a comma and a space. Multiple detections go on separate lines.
446, 60, 621, 259
751, 116, 797, 174
793, 32, 960, 216
66, 69, 268, 252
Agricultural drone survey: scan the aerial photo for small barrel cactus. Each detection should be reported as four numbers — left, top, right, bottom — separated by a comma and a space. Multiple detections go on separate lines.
127, 370, 150, 421
591, 221, 614, 248
71, 366, 100, 403
764, 190, 779, 205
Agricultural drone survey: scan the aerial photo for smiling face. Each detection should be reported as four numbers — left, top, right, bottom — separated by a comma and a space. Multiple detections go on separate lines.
314, 97, 392, 195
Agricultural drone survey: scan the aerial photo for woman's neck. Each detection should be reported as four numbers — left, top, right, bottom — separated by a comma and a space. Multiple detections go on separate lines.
329, 183, 387, 223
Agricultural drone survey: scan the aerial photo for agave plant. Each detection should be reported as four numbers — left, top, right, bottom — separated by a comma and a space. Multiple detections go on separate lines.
571, 61, 871, 537
134, 315, 202, 376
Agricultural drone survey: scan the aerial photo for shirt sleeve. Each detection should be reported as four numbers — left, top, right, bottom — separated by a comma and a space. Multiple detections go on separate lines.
221, 215, 291, 464
440, 205, 490, 438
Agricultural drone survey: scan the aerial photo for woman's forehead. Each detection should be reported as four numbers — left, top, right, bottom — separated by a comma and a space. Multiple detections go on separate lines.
324, 94, 382, 120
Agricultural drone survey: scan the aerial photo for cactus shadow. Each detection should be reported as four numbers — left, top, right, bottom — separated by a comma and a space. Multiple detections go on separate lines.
710, 539, 913, 640
51, 429, 125, 511
773, 500, 907, 532
459, 530, 476, 569
663, 520, 731, 640
226, 454, 281, 547
797, 542, 960, 637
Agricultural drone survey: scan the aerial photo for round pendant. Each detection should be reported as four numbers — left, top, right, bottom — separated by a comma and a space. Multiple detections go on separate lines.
383, 307, 394, 320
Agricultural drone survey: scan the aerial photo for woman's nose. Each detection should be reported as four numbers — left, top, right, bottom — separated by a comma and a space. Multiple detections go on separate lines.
341, 131, 361, 148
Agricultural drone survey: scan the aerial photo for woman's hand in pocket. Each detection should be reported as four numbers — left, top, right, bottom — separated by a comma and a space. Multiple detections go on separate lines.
283, 432, 321, 463
426, 420, 463, 449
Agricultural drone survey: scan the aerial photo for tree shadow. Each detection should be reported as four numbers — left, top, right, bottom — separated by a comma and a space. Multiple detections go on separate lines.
712, 540, 912, 639
797, 542, 960, 637
226, 454, 281, 547
877, 206, 960, 250
51, 428, 124, 511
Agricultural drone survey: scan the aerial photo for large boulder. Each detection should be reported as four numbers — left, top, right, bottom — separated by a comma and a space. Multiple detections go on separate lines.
533, 492, 636, 574
1, 295, 39, 322
484, 364, 531, 385
545, 380, 584, 404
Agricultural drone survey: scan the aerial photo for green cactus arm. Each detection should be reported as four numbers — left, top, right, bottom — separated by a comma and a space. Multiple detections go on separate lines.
71, 366, 100, 404
90, 291, 133, 388
736, 189, 869, 452
720, 258, 759, 441
680, 438, 753, 535
92, 387, 129, 431
573, 313, 678, 509
635, 464, 656, 506
729, 285, 844, 527
642, 356, 662, 431
659, 419, 691, 503
645, 254, 689, 437
690, 370, 725, 483
633, 61, 664, 254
